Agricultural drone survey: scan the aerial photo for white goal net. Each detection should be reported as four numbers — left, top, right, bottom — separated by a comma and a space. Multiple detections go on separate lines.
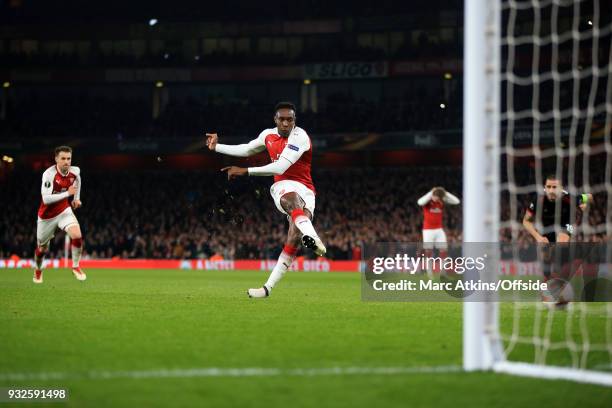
463, 0, 612, 386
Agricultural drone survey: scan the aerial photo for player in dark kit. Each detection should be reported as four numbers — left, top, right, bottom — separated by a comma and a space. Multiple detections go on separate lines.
522, 175, 592, 243
522, 175, 593, 305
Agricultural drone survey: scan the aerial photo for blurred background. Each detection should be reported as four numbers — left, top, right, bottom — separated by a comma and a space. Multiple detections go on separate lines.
0, 0, 607, 260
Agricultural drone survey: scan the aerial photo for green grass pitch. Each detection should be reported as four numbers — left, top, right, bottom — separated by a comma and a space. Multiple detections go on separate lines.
1, 268, 610, 407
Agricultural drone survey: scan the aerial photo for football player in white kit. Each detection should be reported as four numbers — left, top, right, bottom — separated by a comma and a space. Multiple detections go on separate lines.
33, 146, 86, 283
206, 102, 325, 298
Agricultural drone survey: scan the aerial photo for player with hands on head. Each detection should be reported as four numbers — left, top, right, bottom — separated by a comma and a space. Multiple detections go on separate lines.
417, 186, 460, 277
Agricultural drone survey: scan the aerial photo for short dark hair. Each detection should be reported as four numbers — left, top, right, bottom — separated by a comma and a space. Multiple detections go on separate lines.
55, 145, 72, 156
274, 102, 296, 114
544, 174, 561, 184
432, 187, 446, 198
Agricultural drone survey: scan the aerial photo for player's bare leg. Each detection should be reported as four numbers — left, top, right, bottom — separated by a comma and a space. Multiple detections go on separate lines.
281, 192, 326, 256
33, 244, 47, 283
423, 248, 434, 279
437, 248, 449, 279
248, 222, 301, 298
66, 224, 86, 281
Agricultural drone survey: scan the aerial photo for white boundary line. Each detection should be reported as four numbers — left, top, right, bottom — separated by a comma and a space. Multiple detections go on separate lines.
0, 366, 462, 382
2, 364, 611, 386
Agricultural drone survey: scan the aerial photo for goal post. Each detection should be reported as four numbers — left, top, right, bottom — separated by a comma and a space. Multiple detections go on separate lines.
463, 0, 612, 386
463, 0, 502, 371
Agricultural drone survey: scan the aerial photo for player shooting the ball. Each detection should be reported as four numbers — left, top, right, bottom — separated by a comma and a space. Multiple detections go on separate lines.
206, 102, 325, 298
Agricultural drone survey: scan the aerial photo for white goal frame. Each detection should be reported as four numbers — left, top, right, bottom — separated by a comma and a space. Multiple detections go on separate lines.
462, 0, 612, 387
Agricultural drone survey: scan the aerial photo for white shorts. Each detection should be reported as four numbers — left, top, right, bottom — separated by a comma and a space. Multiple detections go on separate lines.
270, 180, 316, 216
422, 228, 447, 250
37, 207, 79, 246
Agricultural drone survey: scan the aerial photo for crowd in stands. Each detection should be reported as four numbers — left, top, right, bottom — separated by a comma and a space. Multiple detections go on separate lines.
1, 165, 607, 261
0, 167, 462, 260
1, 87, 462, 140
0, 33, 459, 69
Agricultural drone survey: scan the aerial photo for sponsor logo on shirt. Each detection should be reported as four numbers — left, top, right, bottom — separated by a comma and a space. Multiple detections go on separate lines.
288, 144, 299, 152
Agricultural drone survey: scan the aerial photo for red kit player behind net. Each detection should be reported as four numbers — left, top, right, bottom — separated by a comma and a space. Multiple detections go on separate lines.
206, 102, 325, 298
33, 146, 86, 283
417, 186, 460, 277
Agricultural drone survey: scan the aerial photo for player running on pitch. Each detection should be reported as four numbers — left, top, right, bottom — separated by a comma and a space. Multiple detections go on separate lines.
33, 146, 86, 283
206, 102, 325, 298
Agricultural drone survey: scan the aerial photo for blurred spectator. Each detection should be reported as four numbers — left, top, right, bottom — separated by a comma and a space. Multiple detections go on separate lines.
0, 87, 462, 140
0, 167, 461, 260
1, 164, 605, 260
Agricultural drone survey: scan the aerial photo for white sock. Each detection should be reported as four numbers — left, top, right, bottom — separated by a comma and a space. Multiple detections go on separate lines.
71, 240, 83, 268
292, 214, 319, 239
264, 245, 298, 290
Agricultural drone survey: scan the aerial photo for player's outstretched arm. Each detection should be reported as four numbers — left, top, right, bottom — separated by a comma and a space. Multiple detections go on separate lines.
205, 132, 265, 157
247, 157, 293, 176
221, 157, 294, 180
443, 191, 461, 205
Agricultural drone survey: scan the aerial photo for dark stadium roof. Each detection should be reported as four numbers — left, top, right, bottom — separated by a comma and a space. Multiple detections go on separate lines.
0, 0, 463, 23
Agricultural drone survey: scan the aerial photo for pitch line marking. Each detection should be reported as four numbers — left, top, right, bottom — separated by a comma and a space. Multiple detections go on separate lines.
0, 365, 463, 382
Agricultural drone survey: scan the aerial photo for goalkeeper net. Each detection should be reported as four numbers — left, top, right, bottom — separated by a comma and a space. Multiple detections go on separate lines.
464, 0, 612, 385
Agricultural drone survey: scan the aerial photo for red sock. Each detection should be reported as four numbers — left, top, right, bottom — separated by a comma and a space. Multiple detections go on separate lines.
34, 247, 44, 269
290, 208, 306, 223
283, 244, 298, 256
71, 238, 83, 268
